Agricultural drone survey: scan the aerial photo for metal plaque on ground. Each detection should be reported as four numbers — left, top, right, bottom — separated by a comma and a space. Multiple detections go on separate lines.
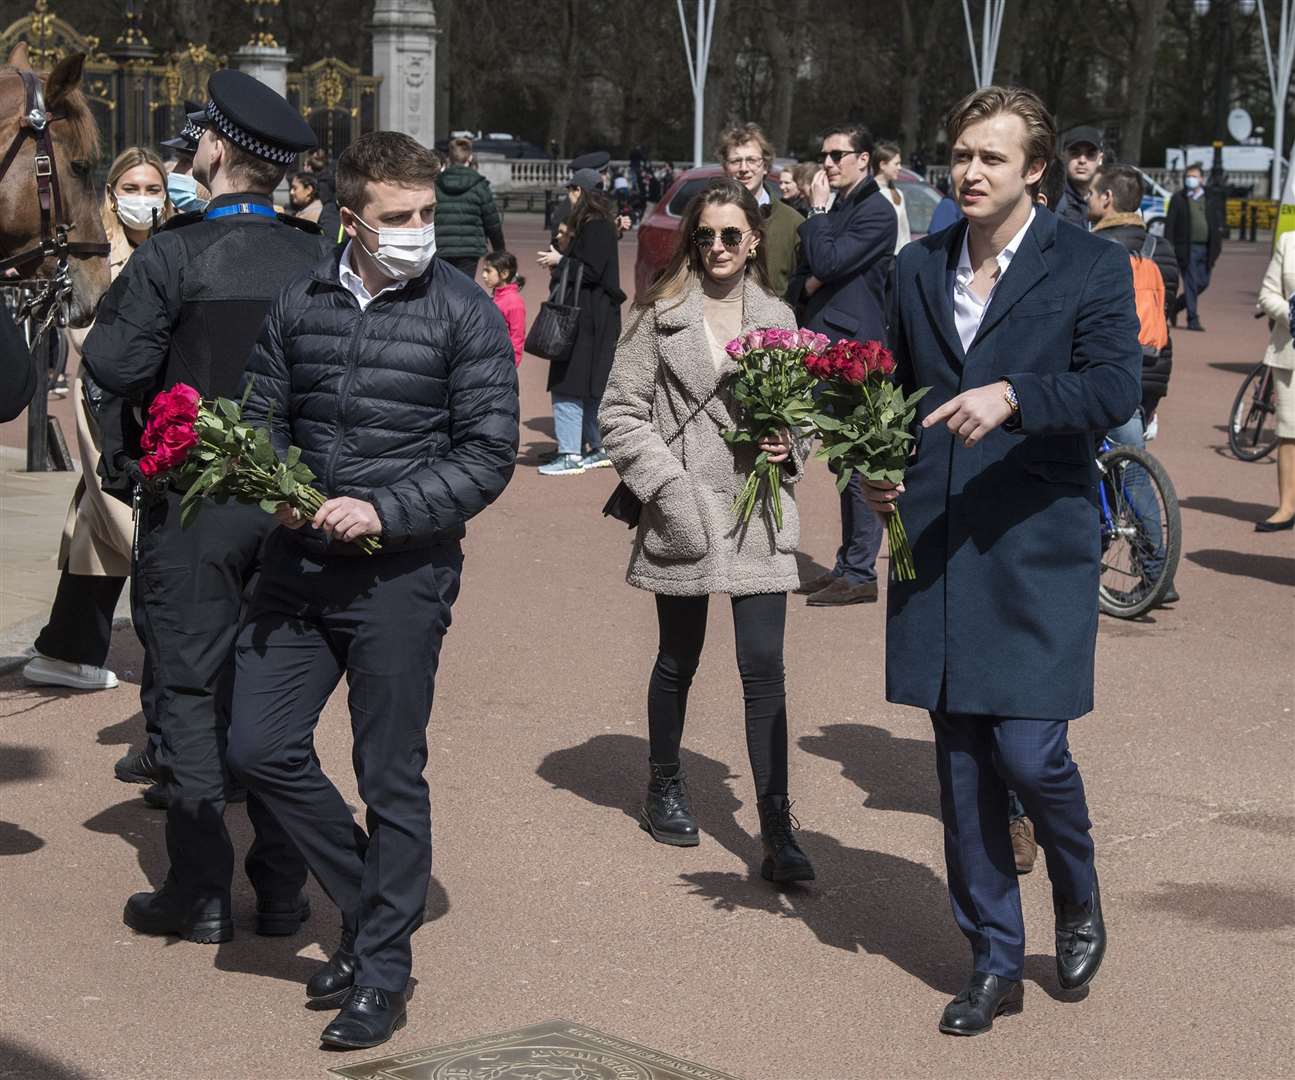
327, 1018, 743, 1080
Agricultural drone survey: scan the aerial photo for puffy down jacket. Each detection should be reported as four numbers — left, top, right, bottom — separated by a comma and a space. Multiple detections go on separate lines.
434, 166, 505, 259
241, 250, 519, 553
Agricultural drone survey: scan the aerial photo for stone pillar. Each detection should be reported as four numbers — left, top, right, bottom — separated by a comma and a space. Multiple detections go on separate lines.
233, 45, 291, 101
370, 0, 439, 146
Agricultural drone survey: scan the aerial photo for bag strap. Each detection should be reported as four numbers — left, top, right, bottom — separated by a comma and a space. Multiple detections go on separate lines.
566, 262, 585, 303
661, 385, 720, 447
553, 260, 569, 301
1139, 232, 1157, 260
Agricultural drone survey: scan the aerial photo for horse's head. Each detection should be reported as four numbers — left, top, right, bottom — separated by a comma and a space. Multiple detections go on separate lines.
1, 42, 111, 327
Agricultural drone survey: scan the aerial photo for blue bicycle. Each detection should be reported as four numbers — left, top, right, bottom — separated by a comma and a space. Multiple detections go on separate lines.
1097, 437, 1181, 618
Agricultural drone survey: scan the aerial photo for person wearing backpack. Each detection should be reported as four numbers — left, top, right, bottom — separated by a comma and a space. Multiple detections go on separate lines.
1087, 162, 1179, 603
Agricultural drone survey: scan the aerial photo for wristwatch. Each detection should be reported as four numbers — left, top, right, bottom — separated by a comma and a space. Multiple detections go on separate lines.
1002, 380, 1020, 431
808, 206, 829, 217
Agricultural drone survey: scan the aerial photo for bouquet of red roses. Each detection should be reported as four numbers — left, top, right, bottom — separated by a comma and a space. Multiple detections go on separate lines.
721, 327, 831, 528
137, 382, 381, 554
805, 339, 927, 581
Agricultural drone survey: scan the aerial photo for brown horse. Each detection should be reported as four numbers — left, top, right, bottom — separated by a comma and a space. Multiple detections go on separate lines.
0, 42, 110, 327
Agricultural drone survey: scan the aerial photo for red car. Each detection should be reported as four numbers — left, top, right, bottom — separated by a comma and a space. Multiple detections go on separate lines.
633, 164, 942, 299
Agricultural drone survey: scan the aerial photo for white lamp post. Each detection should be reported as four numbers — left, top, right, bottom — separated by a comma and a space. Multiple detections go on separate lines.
1257, 0, 1295, 199
676, 0, 717, 168
962, 0, 1008, 88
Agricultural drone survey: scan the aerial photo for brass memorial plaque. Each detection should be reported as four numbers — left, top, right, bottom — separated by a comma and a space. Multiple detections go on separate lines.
327, 1018, 744, 1080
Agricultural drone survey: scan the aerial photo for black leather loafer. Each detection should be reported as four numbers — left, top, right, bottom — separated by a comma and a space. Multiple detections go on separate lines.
123, 885, 232, 944
307, 928, 357, 1009
320, 986, 407, 1050
1056, 875, 1107, 990
256, 893, 311, 936
938, 972, 1023, 1036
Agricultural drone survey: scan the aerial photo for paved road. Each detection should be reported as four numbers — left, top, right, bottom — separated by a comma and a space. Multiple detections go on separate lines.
0, 222, 1291, 1080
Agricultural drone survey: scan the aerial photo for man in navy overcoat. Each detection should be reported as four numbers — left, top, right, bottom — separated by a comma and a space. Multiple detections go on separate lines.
864, 87, 1140, 1036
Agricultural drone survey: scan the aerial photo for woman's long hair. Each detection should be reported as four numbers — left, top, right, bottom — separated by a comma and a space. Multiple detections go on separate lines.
636, 178, 770, 308
100, 146, 174, 248
566, 186, 616, 244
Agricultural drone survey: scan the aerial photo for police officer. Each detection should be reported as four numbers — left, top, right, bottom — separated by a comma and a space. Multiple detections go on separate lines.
82, 69, 325, 945
160, 101, 208, 213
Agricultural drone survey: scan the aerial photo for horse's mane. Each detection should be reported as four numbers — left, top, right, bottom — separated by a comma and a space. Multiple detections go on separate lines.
1, 62, 101, 164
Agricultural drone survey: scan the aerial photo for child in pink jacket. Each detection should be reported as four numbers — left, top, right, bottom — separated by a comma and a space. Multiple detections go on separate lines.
481, 251, 527, 367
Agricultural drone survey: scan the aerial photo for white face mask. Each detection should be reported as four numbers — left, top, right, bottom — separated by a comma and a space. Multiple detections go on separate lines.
115, 194, 165, 231
354, 215, 436, 281
1184, 175, 1201, 190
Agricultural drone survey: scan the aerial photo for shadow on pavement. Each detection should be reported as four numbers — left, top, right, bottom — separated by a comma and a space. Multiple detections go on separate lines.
1207, 361, 1262, 376
1136, 881, 1295, 932
0, 1038, 91, 1079
82, 797, 168, 888
97, 709, 145, 750
1179, 495, 1274, 522
540, 733, 963, 993
0, 742, 49, 856
798, 723, 939, 819
1022, 953, 1090, 1003
1185, 548, 1295, 587
793, 550, 832, 583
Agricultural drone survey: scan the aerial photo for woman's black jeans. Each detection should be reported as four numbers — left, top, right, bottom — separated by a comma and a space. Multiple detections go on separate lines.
648, 592, 789, 797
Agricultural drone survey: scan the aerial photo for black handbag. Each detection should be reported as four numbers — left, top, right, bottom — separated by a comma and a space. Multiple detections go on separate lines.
601, 388, 721, 529
524, 260, 584, 362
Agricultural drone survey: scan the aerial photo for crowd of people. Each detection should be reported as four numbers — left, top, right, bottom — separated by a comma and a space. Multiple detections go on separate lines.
3, 46, 1292, 1059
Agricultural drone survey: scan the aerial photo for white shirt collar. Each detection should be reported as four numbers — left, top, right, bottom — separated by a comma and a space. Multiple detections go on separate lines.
338, 241, 404, 311
956, 206, 1036, 284
952, 207, 1036, 352
755, 184, 771, 207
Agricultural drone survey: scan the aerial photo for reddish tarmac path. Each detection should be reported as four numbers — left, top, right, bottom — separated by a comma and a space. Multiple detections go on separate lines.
0, 221, 1291, 1080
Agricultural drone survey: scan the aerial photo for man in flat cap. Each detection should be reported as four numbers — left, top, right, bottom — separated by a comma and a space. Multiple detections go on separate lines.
83, 68, 327, 948
160, 101, 208, 213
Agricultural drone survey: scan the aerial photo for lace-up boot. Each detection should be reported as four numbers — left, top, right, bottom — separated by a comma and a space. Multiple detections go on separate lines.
639, 762, 700, 846
307, 926, 357, 1008
757, 795, 815, 883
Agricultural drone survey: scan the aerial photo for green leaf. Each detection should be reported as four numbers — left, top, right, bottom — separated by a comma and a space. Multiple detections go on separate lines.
813, 415, 845, 431
278, 471, 297, 496
216, 398, 240, 421
835, 466, 854, 494
239, 376, 256, 412
258, 498, 281, 514
253, 428, 275, 468
286, 445, 301, 468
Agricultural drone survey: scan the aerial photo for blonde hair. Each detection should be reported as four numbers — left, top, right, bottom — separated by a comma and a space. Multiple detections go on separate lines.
716, 123, 774, 168
101, 146, 174, 239
944, 86, 1056, 175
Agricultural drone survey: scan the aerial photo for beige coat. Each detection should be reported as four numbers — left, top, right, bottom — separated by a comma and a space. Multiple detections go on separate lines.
599, 276, 805, 597
61, 222, 135, 576
1259, 231, 1295, 371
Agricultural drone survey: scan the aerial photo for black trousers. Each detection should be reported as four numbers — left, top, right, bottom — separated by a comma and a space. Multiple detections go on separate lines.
134, 493, 305, 904
648, 592, 789, 797
227, 534, 463, 993
441, 255, 480, 281
35, 570, 125, 666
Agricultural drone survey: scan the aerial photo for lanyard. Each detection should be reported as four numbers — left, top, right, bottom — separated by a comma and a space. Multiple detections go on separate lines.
205, 202, 278, 220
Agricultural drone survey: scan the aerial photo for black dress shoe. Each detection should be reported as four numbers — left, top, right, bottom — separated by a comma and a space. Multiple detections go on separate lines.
320, 986, 407, 1050
639, 762, 700, 847
307, 928, 357, 1008
1255, 516, 1295, 533
256, 892, 311, 936
114, 749, 166, 786
123, 883, 232, 944
1056, 875, 1107, 990
756, 795, 815, 883
939, 972, 1023, 1035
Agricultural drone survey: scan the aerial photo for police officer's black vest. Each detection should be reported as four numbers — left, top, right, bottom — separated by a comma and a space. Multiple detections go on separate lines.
162, 204, 326, 399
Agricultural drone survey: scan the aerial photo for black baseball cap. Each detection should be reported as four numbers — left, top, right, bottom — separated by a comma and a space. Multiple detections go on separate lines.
1063, 126, 1104, 152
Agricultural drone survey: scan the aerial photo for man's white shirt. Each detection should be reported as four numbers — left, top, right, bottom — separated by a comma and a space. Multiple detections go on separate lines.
953, 207, 1036, 353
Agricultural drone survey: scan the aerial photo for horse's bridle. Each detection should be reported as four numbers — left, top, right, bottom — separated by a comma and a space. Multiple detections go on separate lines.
0, 69, 111, 335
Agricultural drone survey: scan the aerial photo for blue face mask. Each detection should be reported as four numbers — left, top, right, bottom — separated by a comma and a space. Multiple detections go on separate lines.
167, 171, 206, 212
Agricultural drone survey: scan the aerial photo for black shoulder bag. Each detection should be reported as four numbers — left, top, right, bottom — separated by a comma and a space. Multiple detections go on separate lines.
601, 387, 720, 529
524, 260, 584, 362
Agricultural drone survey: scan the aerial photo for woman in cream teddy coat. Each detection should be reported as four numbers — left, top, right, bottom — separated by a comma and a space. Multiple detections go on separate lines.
599, 178, 814, 884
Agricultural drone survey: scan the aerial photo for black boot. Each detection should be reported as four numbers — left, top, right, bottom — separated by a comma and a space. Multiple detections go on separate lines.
639, 762, 700, 847
320, 986, 407, 1050
307, 927, 357, 1009
1055, 874, 1106, 990
757, 795, 815, 883
114, 748, 166, 786
256, 892, 311, 936
123, 881, 232, 944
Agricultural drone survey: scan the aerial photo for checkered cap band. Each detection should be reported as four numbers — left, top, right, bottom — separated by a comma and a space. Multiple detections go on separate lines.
180, 118, 204, 143
205, 99, 297, 166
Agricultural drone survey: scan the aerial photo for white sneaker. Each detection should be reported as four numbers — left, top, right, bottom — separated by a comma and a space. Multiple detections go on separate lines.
1144, 414, 1159, 441
22, 654, 118, 690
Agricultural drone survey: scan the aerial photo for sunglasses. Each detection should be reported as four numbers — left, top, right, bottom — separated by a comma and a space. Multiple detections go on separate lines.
817, 149, 860, 165
692, 226, 752, 250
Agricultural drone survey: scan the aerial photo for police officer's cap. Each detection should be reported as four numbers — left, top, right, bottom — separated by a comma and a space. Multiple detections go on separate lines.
570, 150, 611, 172
202, 70, 317, 166
160, 99, 204, 155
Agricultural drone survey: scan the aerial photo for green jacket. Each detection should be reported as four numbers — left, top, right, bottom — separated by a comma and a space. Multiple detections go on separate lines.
434, 166, 505, 259
761, 197, 803, 301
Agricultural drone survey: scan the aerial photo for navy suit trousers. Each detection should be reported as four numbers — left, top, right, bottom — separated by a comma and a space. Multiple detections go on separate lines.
228, 533, 463, 993
930, 711, 1096, 980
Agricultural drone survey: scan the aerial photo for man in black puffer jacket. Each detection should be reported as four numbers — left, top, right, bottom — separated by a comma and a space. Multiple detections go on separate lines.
434, 136, 505, 281
226, 132, 518, 1052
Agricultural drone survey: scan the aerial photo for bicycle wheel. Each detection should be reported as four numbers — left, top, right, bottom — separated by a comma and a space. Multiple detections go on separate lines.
1097, 445, 1182, 619
1228, 364, 1278, 461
